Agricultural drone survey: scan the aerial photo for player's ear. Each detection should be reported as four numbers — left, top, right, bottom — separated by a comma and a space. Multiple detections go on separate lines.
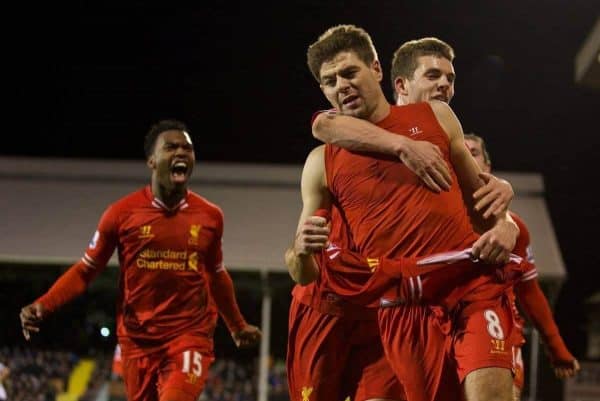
147, 155, 156, 169
371, 59, 383, 82
394, 76, 409, 97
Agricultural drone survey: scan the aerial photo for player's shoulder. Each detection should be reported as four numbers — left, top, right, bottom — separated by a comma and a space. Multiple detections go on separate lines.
298, 144, 324, 163
304, 144, 327, 168
186, 191, 224, 219
393, 101, 452, 122
309, 144, 326, 155
392, 102, 430, 111
102, 187, 148, 215
425, 99, 455, 118
108, 187, 148, 209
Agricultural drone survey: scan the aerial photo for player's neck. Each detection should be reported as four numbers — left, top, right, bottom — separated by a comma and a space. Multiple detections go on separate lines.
152, 183, 187, 209
396, 97, 410, 106
369, 97, 391, 123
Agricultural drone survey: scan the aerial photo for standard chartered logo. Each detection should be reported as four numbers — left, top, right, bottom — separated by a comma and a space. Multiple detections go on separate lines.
139, 249, 187, 259
136, 248, 189, 271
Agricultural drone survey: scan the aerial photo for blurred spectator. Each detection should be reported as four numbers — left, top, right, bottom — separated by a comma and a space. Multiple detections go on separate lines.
200, 356, 289, 401
200, 358, 257, 401
268, 358, 288, 401
0, 346, 76, 401
0, 359, 9, 401
109, 344, 126, 401
80, 351, 112, 401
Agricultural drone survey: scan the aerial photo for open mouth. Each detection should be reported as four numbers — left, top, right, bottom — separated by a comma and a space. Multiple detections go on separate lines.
342, 95, 360, 107
170, 161, 189, 183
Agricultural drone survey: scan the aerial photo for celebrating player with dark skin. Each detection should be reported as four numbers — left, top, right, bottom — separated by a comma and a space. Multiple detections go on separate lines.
20, 119, 261, 401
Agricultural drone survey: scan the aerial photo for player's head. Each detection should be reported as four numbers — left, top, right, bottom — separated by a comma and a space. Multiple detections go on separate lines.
145, 119, 195, 190
307, 24, 386, 119
464, 133, 491, 173
390, 37, 455, 105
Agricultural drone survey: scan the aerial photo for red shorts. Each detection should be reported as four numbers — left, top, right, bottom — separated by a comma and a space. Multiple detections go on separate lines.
287, 297, 404, 401
378, 304, 461, 401
122, 335, 214, 401
450, 296, 521, 382
377, 297, 521, 401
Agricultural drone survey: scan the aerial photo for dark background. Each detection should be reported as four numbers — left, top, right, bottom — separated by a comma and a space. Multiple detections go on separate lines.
4, 2, 600, 358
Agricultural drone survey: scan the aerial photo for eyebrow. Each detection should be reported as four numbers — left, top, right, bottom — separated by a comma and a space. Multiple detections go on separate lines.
321, 65, 358, 81
164, 140, 193, 147
425, 68, 456, 79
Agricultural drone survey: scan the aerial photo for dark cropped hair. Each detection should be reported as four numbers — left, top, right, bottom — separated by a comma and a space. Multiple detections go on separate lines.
307, 24, 378, 83
390, 37, 455, 91
144, 119, 189, 159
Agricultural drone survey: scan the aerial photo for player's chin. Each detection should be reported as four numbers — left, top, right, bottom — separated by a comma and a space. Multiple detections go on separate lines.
339, 103, 364, 118
168, 177, 191, 191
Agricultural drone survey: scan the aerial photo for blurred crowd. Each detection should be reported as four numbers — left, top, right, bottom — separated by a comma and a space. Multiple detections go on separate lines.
0, 346, 289, 400
199, 357, 288, 401
0, 346, 76, 401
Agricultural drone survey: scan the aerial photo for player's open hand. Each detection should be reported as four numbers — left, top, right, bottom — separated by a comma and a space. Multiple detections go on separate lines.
20, 302, 45, 341
399, 139, 452, 193
473, 173, 513, 219
232, 324, 262, 349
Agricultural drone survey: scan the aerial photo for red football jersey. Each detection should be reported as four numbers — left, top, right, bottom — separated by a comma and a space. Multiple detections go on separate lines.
325, 103, 477, 258
84, 186, 221, 356
510, 212, 537, 282
321, 102, 528, 306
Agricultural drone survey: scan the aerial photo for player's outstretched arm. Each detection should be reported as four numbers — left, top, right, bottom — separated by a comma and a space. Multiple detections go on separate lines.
514, 279, 580, 378
20, 258, 104, 341
312, 111, 452, 193
19, 208, 117, 341
20, 302, 46, 341
208, 269, 262, 349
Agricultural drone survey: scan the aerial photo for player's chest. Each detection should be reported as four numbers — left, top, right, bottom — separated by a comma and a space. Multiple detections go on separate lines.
329, 151, 418, 204
118, 210, 217, 252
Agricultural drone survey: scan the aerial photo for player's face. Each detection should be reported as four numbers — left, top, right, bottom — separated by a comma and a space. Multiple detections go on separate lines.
397, 55, 455, 104
150, 130, 196, 189
319, 51, 384, 119
465, 138, 491, 173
